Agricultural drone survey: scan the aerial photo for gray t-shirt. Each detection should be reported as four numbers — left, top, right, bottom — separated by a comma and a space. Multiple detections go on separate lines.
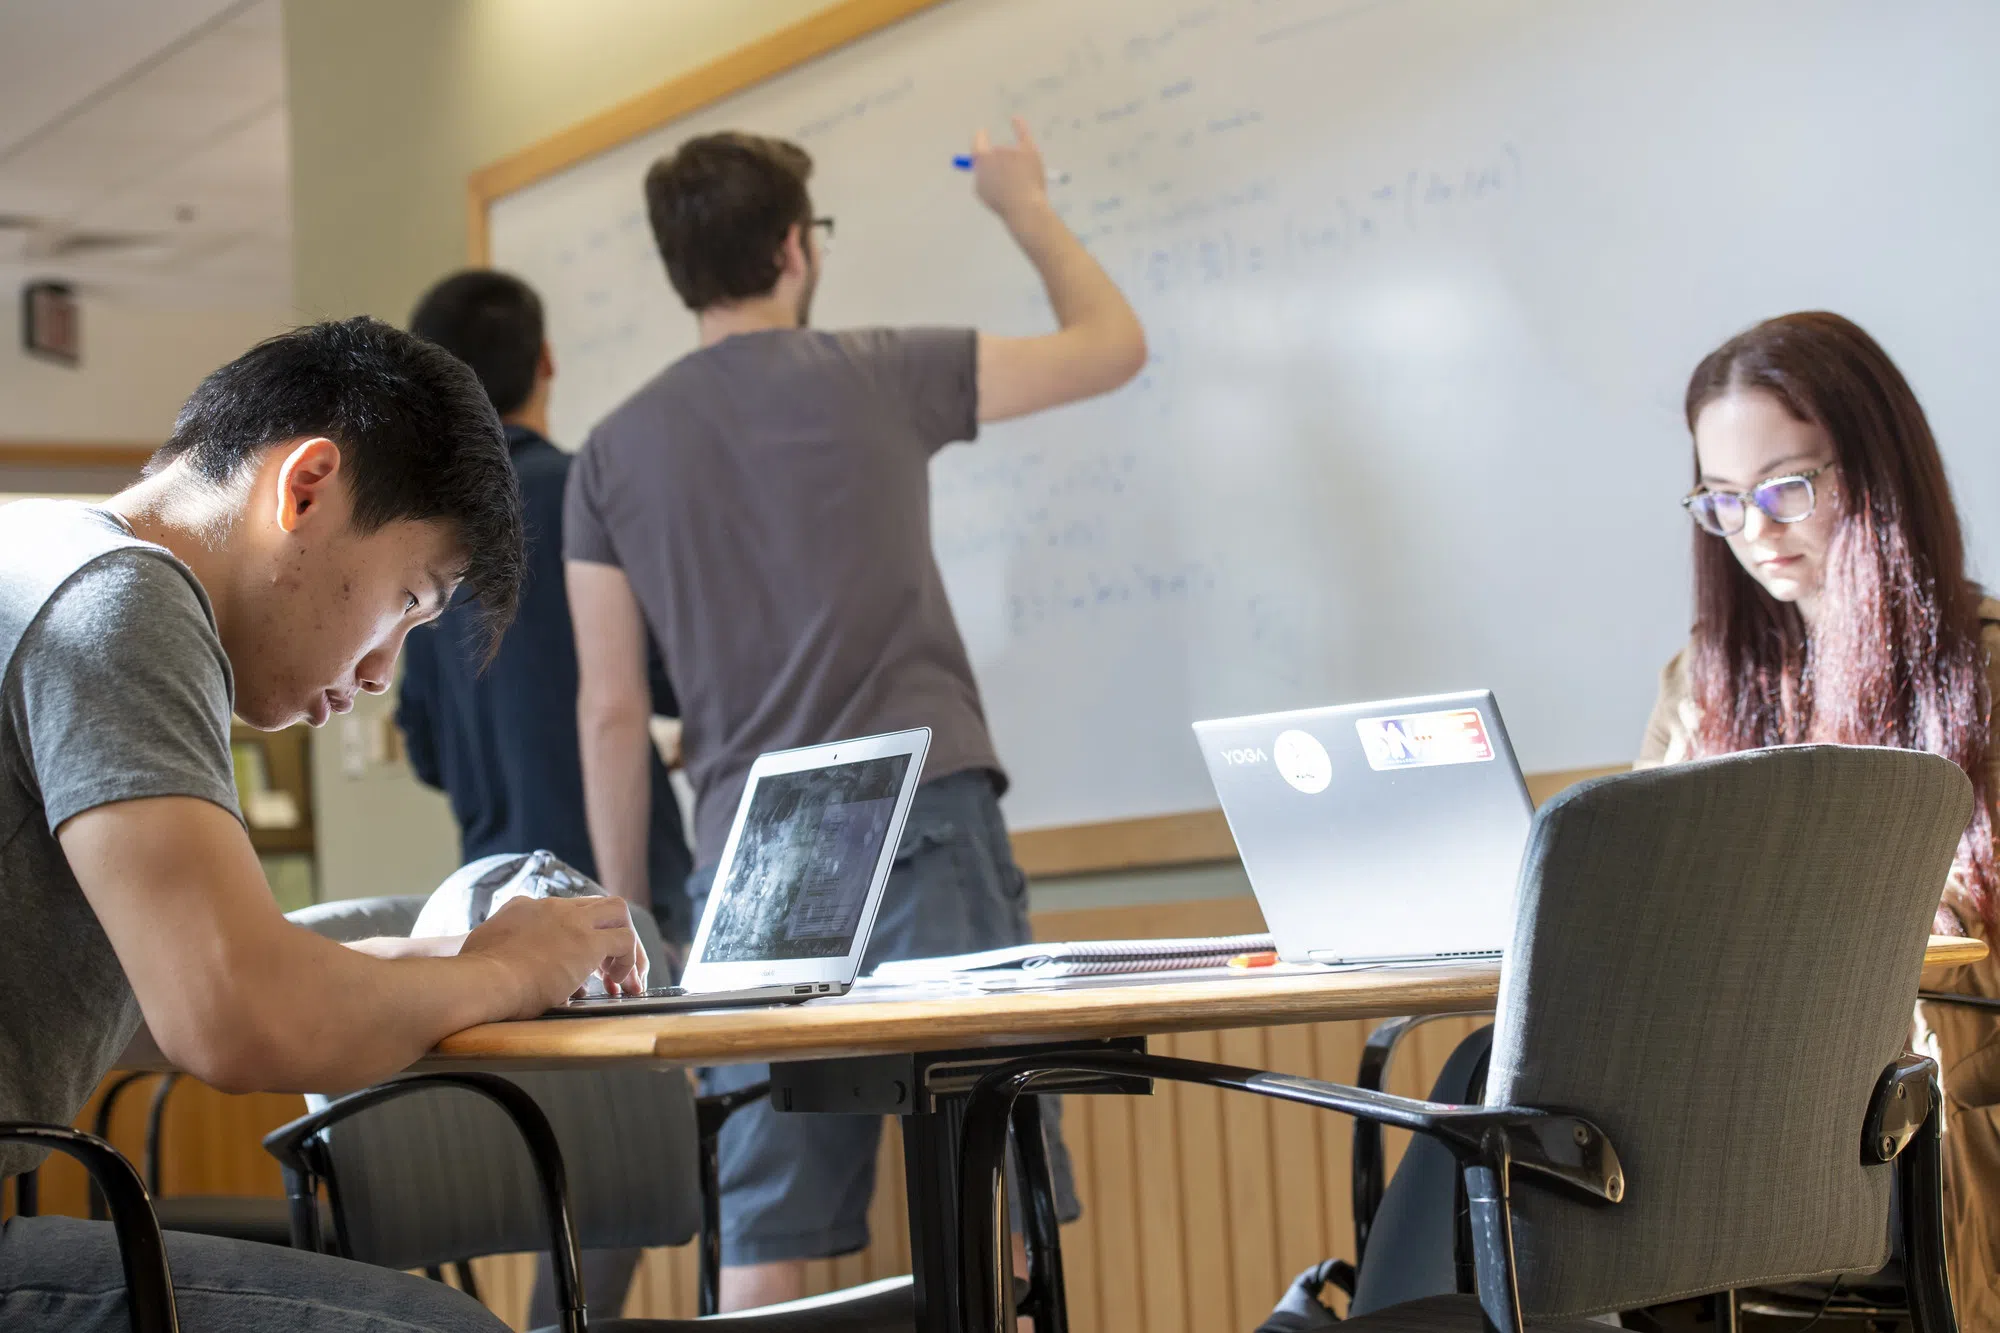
565, 327, 1002, 867
0, 500, 239, 1177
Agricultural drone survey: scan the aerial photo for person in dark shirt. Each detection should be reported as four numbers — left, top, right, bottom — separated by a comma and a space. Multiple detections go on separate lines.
399, 271, 693, 947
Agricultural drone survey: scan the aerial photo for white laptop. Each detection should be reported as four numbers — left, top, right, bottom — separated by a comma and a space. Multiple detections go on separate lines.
550, 727, 930, 1016
1192, 691, 1532, 966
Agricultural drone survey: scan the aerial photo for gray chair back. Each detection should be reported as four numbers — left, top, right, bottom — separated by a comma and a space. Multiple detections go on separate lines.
285, 894, 702, 1270
288, 893, 427, 942
1487, 745, 1971, 1320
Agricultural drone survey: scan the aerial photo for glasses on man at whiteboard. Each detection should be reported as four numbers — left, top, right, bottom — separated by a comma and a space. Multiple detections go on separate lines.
810, 216, 836, 255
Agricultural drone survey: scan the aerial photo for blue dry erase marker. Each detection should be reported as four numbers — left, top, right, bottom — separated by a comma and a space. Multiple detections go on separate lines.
954, 154, 1070, 186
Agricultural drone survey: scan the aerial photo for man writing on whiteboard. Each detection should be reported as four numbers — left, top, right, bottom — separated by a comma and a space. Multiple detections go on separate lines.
564, 118, 1146, 1307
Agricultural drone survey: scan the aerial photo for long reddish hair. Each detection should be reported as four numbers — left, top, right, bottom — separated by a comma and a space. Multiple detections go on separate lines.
1683, 312, 1994, 928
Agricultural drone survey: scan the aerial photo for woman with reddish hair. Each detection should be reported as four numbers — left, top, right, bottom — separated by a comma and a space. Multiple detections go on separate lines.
1639, 310, 2000, 1318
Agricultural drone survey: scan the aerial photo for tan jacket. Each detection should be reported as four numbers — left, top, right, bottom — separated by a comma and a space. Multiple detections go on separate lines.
1637, 602, 2000, 1324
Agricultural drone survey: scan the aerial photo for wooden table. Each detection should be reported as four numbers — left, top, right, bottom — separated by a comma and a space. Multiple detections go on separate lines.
431, 936, 1987, 1070
425, 961, 1506, 1071
415, 935, 1985, 1333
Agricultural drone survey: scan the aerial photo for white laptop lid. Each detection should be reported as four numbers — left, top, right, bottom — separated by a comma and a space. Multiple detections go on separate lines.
680, 727, 931, 993
1192, 692, 1531, 966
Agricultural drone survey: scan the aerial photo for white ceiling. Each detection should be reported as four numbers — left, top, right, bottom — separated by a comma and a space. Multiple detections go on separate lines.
0, 0, 290, 309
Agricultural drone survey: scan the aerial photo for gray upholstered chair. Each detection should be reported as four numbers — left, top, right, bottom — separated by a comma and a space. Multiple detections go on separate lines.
954, 745, 1973, 1332
261, 894, 917, 1332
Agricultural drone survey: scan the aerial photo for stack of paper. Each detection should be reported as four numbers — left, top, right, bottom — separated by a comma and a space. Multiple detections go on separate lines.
869, 934, 1276, 982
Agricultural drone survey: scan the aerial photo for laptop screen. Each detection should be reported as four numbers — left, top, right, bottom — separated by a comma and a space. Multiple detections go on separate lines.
699, 753, 914, 963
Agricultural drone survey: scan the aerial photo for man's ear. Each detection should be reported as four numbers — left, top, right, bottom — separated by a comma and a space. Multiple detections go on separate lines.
273, 437, 344, 534
537, 341, 556, 384
777, 222, 808, 280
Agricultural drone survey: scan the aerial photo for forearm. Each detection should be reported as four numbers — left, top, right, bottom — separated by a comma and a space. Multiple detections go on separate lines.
210, 941, 517, 1093
1004, 198, 1142, 340
580, 694, 655, 906
346, 934, 464, 961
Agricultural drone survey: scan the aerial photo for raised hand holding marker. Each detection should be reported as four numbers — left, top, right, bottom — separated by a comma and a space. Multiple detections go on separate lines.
957, 117, 1072, 206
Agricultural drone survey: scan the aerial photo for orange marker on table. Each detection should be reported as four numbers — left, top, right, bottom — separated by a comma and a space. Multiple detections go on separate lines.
1227, 950, 1280, 970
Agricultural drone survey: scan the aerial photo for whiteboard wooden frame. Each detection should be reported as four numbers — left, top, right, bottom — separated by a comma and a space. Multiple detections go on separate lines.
464, 0, 1626, 876
465, 0, 950, 261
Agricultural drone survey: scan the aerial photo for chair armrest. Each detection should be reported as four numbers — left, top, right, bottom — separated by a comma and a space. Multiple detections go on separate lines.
0, 1123, 177, 1333
954, 1049, 1624, 1333
692, 1080, 769, 1316
262, 1073, 588, 1333
1918, 989, 2000, 1012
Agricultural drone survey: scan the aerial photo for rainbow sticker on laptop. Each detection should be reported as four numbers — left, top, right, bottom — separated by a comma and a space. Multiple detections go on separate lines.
1356, 708, 1496, 771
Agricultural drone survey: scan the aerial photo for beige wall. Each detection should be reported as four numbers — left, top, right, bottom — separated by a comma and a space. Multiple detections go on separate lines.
285, 0, 844, 325
0, 300, 293, 445
282, 0, 1248, 906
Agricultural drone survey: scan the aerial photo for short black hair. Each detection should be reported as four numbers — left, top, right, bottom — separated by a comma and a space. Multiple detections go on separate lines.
407, 270, 545, 416
150, 317, 523, 649
644, 132, 814, 311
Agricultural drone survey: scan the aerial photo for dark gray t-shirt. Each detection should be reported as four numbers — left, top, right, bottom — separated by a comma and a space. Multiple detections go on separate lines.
0, 501, 239, 1177
565, 327, 1001, 867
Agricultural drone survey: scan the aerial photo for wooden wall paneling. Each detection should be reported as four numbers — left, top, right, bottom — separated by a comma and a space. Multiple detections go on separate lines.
1060, 1091, 1104, 1333
1085, 1086, 1144, 1329
886, 1119, 913, 1278
1128, 1053, 1189, 1333
464, 1254, 533, 1327
1308, 1018, 1367, 1298
1263, 1021, 1330, 1286
625, 1244, 699, 1321
1216, 1025, 1283, 1330
1168, 1027, 1237, 1332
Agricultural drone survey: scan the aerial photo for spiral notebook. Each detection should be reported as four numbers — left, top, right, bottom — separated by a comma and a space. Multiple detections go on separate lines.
868, 933, 1277, 983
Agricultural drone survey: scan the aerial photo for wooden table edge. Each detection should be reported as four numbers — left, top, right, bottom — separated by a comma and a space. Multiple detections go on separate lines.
424, 935, 1987, 1071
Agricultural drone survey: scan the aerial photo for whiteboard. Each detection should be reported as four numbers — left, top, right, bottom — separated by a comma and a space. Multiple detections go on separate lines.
489, 0, 2000, 834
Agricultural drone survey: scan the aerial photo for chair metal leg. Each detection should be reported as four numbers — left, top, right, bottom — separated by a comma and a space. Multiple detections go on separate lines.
1463, 1130, 1525, 1333
12, 1167, 38, 1217
89, 1071, 158, 1222
1899, 1094, 1959, 1333
142, 1073, 181, 1197
1009, 1094, 1068, 1333
693, 1079, 769, 1317
1715, 1289, 1739, 1333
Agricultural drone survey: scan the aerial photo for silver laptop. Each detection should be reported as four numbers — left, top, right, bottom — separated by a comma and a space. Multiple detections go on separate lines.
551, 727, 930, 1016
1192, 691, 1531, 966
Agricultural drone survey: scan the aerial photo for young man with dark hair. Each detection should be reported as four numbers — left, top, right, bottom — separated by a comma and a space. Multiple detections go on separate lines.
566, 121, 1146, 1307
0, 317, 643, 1333
400, 270, 694, 940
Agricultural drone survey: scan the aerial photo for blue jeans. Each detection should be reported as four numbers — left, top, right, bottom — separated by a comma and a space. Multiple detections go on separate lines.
0, 1214, 506, 1332
691, 769, 1080, 1265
